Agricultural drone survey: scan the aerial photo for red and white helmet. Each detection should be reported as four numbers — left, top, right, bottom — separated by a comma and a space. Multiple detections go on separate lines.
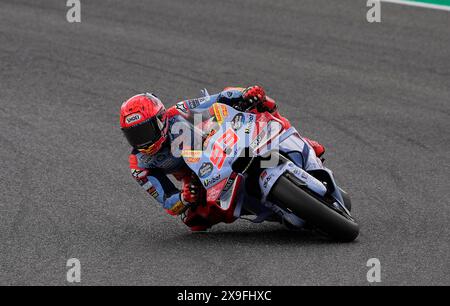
120, 93, 169, 155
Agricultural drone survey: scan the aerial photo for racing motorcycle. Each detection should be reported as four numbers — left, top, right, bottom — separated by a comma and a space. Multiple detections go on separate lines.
177, 90, 359, 242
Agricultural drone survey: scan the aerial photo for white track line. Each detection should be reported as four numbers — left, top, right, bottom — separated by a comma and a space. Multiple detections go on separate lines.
380, 0, 450, 11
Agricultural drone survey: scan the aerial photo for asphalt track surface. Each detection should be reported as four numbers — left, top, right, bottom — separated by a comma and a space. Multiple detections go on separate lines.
0, 0, 449, 286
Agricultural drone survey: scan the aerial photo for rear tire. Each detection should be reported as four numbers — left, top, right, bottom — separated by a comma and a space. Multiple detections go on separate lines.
270, 174, 359, 242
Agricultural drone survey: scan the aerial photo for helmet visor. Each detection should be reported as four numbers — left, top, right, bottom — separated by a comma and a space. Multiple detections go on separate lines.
121, 117, 163, 149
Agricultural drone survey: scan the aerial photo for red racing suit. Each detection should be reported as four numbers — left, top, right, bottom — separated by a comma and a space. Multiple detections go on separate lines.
128, 87, 325, 230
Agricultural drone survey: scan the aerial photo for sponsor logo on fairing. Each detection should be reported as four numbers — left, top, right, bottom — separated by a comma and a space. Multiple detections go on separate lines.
198, 162, 214, 178
263, 173, 275, 189
220, 173, 238, 197
250, 129, 267, 150
203, 174, 221, 187
203, 129, 217, 150
187, 97, 205, 109
250, 120, 283, 150
231, 113, 245, 131
245, 114, 255, 134
211, 104, 229, 125
182, 150, 202, 163
176, 101, 188, 113
290, 166, 309, 181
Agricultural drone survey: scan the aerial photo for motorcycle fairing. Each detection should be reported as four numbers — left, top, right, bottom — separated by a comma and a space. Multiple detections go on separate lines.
179, 102, 349, 227
258, 160, 328, 202
259, 128, 348, 213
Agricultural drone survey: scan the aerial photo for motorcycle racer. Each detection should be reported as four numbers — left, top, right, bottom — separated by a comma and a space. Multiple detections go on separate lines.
120, 86, 325, 231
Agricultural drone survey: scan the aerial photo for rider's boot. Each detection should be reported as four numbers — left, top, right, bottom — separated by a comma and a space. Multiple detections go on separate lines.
183, 207, 211, 232
303, 137, 325, 158
190, 225, 210, 232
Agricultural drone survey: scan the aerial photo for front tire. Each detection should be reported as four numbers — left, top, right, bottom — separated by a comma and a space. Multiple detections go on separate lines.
269, 174, 359, 242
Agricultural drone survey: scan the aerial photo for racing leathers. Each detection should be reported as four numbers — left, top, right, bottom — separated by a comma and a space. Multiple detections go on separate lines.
128, 86, 325, 229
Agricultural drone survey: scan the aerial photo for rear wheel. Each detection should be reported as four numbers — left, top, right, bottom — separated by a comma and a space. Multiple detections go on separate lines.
269, 174, 359, 242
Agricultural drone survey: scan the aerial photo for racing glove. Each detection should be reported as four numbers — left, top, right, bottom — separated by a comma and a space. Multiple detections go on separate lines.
242, 85, 266, 111
180, 174, 201, 207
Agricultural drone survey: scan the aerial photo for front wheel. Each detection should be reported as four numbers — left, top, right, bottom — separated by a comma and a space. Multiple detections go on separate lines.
269, 174, 359, 242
